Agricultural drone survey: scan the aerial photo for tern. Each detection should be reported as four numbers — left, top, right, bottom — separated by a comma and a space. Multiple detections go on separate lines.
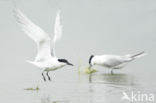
14, 9, 73, 81
88, 51, 146, 74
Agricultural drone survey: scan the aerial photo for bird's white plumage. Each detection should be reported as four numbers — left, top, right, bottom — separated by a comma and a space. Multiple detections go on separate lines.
14, 8, 72, 81
14, 9, 62, 62
92, 55, 125, 68
54, 10, 62, 43
52, 10, 63, 56
91, 52, 146, 69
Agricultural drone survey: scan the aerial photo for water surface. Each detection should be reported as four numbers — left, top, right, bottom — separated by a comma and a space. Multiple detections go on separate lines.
0, 0, 156, 103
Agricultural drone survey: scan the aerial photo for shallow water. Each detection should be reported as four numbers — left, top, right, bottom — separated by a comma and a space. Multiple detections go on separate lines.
0, 0, 156, 103
1, 71, 156, 103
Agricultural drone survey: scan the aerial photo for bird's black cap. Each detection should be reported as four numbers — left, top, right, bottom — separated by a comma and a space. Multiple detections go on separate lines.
58, 59, 73, 66
89, 55, 94, 64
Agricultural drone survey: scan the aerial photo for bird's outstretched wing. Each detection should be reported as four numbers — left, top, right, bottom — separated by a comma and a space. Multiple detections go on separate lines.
14, 8, 52, 62
51, 10, 63, 57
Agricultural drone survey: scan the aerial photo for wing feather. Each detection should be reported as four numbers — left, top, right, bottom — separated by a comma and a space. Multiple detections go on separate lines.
14, 8, 52, 61
51, 10, 63, 56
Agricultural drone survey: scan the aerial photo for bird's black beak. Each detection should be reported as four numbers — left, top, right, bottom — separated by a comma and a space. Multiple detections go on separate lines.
67, 62, 74, 66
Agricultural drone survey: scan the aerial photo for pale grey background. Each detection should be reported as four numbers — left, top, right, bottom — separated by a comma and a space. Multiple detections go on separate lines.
0, 0, 156, 103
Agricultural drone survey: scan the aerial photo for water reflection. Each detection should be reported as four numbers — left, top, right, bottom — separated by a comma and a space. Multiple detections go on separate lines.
40, 96, 51, 103
89, 73, 140, 90
34, 72, 141, 103
83, 73, 141, 103
39, 93, 70, 103
41, 99, 69, 103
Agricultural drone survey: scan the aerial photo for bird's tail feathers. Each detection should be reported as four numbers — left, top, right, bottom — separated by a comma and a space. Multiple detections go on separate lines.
131, 51, 147, 59
26, 60, 35, 65
26, 60, 42, 71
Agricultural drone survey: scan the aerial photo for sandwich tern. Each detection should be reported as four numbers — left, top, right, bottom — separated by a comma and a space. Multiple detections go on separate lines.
88, 51, 146, 74
14, 9, 73, 81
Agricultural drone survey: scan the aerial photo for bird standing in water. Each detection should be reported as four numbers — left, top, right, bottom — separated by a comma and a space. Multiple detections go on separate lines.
14, 9, 73, 81
88, 51, 146, 74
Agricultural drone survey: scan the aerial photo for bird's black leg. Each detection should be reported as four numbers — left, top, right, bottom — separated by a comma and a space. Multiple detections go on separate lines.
46, 72, 51, 81
42, 72, 46, 81
111, 68, 114, 75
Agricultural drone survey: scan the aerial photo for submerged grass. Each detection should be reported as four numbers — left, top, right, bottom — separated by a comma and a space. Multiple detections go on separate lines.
78, 61, 97, 74
84, 67, 97, 74
24, 86, 40, 91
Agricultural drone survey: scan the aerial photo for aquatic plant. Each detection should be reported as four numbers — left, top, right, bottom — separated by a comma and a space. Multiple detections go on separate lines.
24, 86, 40, 91
84, 67, 97, 74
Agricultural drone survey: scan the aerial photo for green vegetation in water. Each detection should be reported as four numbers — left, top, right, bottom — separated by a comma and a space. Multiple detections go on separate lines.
78, 61, 97, 74
85, 67, 97, 74
24, 86, 40, 91
78, 61, 82, 74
